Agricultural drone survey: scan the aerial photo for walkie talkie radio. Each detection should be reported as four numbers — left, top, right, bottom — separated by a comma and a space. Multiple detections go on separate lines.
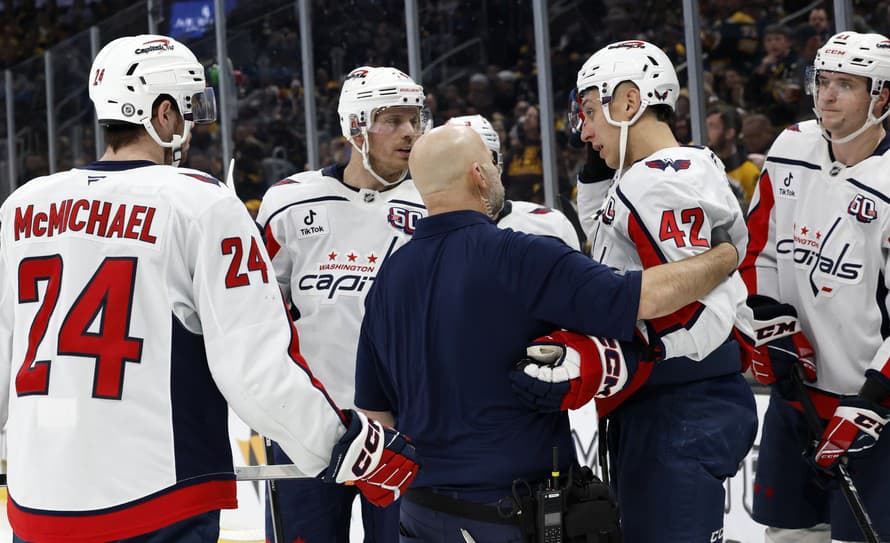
536, 447, 563, 543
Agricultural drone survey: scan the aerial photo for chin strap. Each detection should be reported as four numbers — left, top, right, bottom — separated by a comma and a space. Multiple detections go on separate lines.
144, 120, 192, 167
814, 95, 890, 144
349, 130, 408, 188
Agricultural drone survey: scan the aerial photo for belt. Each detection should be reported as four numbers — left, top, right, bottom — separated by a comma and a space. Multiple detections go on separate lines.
403, 488, 521, 526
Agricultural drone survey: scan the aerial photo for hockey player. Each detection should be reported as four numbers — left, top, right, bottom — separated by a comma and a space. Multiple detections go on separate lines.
257, 65, 430, 543
445, 114, 582, 250
568, 40, 757, 542
740, 31, 890, 542
0, 35, 417, 543
354, 125, 745, 541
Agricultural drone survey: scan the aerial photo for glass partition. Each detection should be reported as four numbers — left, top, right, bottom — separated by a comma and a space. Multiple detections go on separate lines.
50, 32, 96, 171
12, 56, 48, 188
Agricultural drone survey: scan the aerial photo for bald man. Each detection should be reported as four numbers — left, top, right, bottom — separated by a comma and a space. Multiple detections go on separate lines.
353, 126, 739, 542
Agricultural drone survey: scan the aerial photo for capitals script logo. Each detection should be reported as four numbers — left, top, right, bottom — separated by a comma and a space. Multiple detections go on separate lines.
608, 40, 646, 49
776, 217, 863, 296
646, 159, 691, 171
848, 194, 877, 223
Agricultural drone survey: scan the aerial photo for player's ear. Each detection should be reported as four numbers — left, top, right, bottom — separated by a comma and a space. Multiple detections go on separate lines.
876, 86, 890, 117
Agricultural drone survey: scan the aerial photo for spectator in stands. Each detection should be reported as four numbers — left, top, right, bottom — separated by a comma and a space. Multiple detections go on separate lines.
504, 104, 544, 202
707, 104, 760, 206
748, 24, 805, 128
741, 113, 777, 169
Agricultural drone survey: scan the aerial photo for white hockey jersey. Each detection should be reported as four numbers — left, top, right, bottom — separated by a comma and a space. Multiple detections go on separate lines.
742, 120, 890, 398
0, 161, 347, 542
496, 200, 581, 251
578, 146, 748, 362
258, 165, 426, 410
259, 165, 582, 411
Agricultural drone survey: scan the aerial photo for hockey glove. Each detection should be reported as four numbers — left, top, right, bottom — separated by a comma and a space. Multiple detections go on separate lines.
814, 371, 890, 471
734, 295, 816, 398
323, 410, 418, 507
510, 330, 638, 412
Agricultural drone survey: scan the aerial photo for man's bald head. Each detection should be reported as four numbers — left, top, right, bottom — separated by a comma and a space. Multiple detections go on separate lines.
409, 125, 491, 196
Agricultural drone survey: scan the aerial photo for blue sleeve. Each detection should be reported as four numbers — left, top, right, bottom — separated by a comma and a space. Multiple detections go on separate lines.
354, 292, 393, 412
498, 232, 641, 341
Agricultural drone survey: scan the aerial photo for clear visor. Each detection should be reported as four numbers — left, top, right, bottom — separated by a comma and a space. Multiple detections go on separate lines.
568, 89, 585, 134
805, 66, 817, 96
187, 87, 217, 124
369, 106, 432, 136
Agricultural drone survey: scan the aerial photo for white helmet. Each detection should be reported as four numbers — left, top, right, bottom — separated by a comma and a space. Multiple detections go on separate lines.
576, 40, 679, 173
446, 114, 502, 171
337, 66, 429, 186
811, 32, 890, 143
89, 34, 216, 166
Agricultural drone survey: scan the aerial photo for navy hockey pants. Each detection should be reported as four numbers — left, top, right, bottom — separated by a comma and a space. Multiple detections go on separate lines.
398, 497, 525, 542
265, 441, 400, 543
753, 387, 890, 541
607, 373, 757, 543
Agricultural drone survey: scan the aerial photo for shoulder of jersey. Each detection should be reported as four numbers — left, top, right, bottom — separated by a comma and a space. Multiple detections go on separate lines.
623, 145, 721, 195
509, 200, 560, 216
769, 119, 822, 156
263, 169, 341, 203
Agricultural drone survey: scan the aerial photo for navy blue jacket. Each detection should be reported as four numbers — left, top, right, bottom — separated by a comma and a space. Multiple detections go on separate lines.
355, 210, 641, 499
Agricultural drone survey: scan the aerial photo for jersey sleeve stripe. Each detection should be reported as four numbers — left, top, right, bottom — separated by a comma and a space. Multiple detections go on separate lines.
619, 189, 668, 268
648, 301, 707, 335
740, 171, 774, 293
264, 223, 282, 259
282, 300, 348, 426
8, 478, 235, 542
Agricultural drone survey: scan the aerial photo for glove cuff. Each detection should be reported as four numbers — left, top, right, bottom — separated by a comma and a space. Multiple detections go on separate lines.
860, 370, 890, 408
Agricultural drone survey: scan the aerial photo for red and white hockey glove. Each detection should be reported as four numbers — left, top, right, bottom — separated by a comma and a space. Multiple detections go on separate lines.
814, 371, 890, 471
324, 410, 418, 507
510, 330, 638, 412
734, 295, 816, 396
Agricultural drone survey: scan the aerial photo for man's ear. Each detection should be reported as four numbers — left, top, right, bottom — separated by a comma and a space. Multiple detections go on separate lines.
154, 99, 177, 133
470, 161, 488, 191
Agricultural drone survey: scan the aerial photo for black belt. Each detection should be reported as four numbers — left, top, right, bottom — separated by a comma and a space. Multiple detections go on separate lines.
404, 488, 521, 526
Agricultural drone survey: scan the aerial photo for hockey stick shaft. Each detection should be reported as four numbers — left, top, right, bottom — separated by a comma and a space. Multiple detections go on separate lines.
263, 436, 286, 543
791, 365, 881, 543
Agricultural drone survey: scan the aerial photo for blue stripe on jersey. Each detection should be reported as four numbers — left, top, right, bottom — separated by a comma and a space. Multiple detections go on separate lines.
616, 185, 669, 264
879, 272, 890, 341
764, 156, 821, 170
261, 196, 350, 229
844, 177, 890, 205
170, 316, 233, 481
389, 199, 426, 210
79, 160, 158, 171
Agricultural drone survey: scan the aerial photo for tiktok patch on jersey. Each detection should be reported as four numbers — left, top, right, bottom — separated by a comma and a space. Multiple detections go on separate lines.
14, 199, 159, 244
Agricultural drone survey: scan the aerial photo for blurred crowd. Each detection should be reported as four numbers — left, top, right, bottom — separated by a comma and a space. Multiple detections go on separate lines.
8, 0, 890, 214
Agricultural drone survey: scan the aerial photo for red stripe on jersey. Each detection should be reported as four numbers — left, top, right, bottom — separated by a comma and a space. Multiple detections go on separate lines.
8, 479, 235, 543
264, 223, 281, 259
740, 171, 774, 294
788, 387, 840, 421
282, 303, 347, 426
649, 300, 706, 334
627, 212, 665, 269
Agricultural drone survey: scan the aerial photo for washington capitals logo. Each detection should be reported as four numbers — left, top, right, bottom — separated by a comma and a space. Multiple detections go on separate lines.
530, 207, 552, 215
646, 159, 691, 171
786, 124, 801, 132
877, 40, 890, 49
653, 89, 669, 101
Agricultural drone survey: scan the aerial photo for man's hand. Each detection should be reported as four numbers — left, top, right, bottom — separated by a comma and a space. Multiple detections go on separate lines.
324, 410, 418, 507
735, 295, 816, 398
814, 370, 890, 471
510, 330, 637, 412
